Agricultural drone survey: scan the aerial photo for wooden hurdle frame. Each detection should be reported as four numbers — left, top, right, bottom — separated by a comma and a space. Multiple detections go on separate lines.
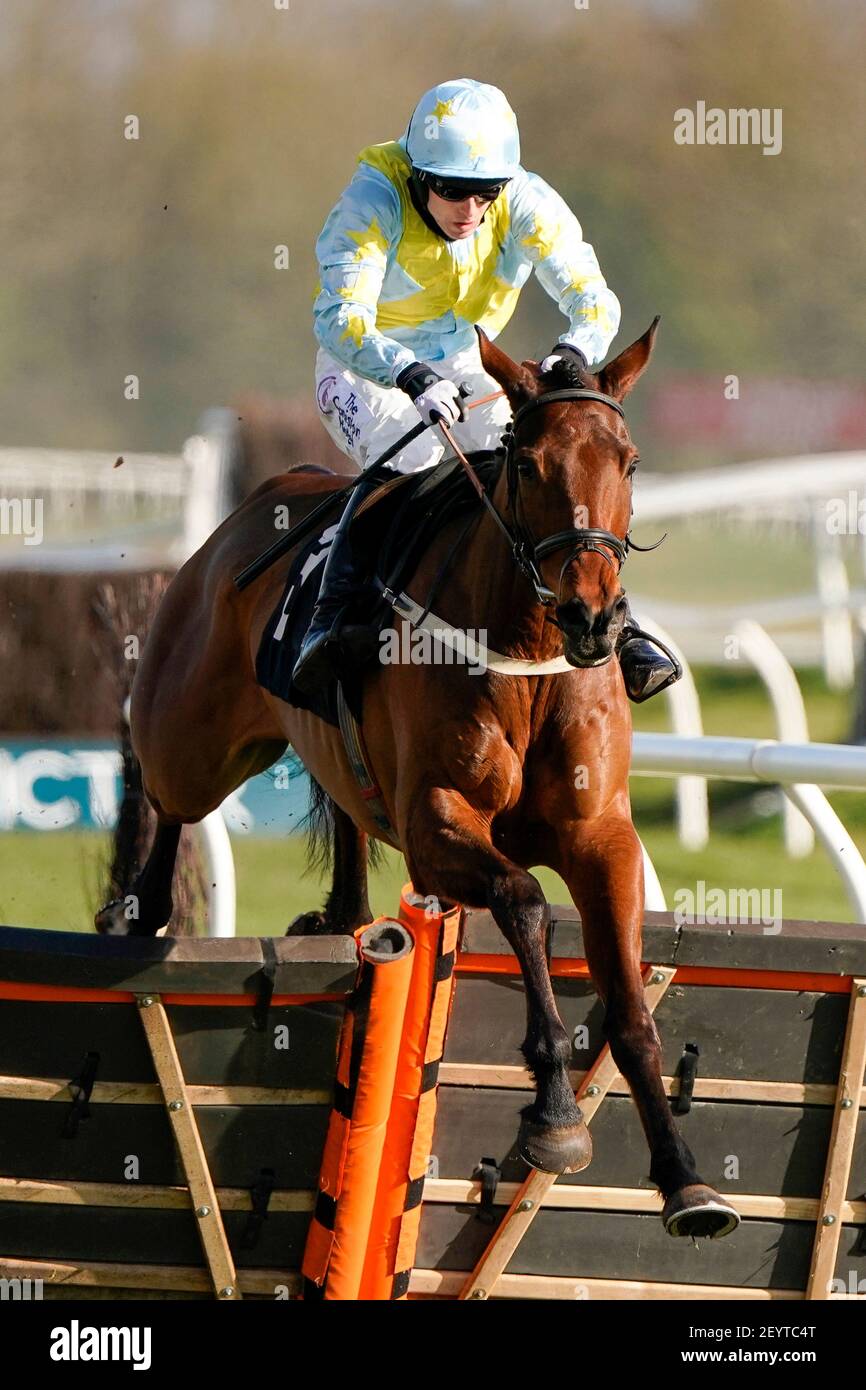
1, 900, 865, 1300
409, 906, 866, 1301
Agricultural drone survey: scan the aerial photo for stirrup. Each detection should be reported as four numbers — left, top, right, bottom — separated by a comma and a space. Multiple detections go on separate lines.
618, 625, 683, 704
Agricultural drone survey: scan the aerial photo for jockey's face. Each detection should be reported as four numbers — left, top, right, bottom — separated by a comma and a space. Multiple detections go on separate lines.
426, 188, 490, 239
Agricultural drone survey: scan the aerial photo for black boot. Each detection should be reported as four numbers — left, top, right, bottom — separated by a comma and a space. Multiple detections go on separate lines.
291, 472, 381, 694
616, 595, 683, 703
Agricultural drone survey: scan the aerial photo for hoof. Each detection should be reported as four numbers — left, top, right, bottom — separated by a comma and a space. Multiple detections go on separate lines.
286, 910, 328, 936
518, 1117, 593, 1174
662, 1184, 740, 1239
94, 900, 129, 935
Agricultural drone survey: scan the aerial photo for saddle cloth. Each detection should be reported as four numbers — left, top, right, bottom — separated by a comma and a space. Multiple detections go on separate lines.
254, 450, 503, 727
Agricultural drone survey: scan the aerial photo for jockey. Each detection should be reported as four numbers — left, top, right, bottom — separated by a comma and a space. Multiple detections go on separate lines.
293, 77, 679, 701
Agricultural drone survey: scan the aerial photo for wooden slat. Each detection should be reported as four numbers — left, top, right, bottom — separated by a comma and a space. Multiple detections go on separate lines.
135, 993, 240, 1301
0, 1176, 314, 1213
0, 1075, 331, 1106
439, 1062, 866, 1109
422, 1177, 866, 1225
458, 964, 676, 1301
0, 1255, 300, 1297
411, 1269, 806, 1300
806, 978, 866, 1300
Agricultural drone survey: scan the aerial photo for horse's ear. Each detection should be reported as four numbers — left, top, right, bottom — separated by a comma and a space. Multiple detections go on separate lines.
475, 326, 540, 410
597, 317, 660, 403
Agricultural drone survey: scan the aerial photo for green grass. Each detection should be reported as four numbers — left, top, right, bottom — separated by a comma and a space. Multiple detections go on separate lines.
629, 515, 861, 608
1, 665, 863, 934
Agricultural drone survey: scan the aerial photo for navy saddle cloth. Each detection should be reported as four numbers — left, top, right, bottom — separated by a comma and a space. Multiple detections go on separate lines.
254, 450, 503, 728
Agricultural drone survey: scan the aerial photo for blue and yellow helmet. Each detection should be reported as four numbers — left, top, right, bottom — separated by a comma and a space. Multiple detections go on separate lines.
402, 78, 520, 181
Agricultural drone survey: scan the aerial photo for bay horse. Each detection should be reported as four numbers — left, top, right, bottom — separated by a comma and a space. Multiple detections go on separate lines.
99, 320, 739, 1239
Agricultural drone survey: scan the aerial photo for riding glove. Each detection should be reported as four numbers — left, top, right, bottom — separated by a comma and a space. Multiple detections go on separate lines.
396, 361, 466, 426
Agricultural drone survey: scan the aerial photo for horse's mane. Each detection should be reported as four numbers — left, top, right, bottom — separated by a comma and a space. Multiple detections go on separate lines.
538, 356, 596, 392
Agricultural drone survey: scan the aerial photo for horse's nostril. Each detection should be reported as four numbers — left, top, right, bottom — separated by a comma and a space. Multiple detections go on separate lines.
556, 598, 591, 636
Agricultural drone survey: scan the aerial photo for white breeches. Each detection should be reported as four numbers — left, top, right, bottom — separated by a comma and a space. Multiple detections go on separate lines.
314, 339, 513, 474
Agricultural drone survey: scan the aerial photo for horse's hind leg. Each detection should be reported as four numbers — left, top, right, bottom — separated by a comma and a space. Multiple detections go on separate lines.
95, 822, 182, 937
405, 788, 591, 1175
326, 806, 373, 931
287, 804, 372, 935
559, 814, 740, 1239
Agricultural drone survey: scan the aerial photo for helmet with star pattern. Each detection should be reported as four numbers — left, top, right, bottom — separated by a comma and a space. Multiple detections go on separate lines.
402, 77, 520, 183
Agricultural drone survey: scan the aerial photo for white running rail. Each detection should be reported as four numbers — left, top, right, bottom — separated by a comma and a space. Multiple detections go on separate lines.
731, 619, 814, 858
632, 733, 866, 923
633, 606, 709, 852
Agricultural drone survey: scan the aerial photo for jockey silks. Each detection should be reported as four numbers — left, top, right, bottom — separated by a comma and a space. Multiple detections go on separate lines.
312, 138, 621, 389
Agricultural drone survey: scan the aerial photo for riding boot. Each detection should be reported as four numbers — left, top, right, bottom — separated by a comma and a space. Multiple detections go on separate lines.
291, 472, 382, 694
616, 594, 683, 703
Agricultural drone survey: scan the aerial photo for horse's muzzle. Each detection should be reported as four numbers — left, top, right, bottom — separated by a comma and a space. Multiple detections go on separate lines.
555, 595, 625, 668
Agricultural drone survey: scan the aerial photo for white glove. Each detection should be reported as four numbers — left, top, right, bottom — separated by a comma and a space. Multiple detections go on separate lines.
412, 377, 466, 427
540, 354, 565, 373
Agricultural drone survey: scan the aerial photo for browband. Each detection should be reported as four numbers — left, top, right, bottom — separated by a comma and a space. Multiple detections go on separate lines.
511, 388, 625, 429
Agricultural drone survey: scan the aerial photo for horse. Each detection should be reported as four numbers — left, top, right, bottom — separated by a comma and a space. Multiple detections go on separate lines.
98, 320, 739, 1239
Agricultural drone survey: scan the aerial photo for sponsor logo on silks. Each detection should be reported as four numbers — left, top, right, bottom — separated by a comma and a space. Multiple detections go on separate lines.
334, 391, 363, 447
316, 374, 338, 414
49, 1320, 152, 1371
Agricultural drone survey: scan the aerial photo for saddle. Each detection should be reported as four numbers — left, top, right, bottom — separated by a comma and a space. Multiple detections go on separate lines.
254, 450, 503, 727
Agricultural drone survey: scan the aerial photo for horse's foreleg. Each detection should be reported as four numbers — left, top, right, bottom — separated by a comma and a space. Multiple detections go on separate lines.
405, 788, 591, 1175
95, 822, 182, 937
558, 814, 739, 1238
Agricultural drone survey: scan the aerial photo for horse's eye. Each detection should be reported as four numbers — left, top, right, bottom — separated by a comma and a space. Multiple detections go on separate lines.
517, 456, 538, 480
627, 458, 639, 478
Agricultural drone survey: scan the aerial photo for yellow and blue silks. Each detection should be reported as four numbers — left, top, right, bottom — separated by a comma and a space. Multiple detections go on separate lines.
313, 137, 621, 388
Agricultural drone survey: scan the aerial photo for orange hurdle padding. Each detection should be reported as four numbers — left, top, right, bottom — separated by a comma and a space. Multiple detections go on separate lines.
302, 917, 415, 1300
359, 887, 460, 1299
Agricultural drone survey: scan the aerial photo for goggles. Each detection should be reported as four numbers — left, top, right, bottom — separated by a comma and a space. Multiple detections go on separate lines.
422, 172, 508, 204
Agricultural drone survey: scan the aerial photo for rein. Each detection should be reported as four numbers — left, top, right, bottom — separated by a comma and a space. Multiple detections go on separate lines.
437, 385, 664, 610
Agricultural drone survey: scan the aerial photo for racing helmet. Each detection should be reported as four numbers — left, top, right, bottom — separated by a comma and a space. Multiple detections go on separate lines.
403, 77, 520, 184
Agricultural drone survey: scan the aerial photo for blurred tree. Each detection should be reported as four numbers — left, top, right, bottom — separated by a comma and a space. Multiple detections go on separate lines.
0, 0, 862, 453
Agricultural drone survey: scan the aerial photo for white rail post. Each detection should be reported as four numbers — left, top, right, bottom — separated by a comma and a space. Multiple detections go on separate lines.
733, 619, 813, 857
813, 503, 855, 690
639, 837, 667, 911
196, 810, 237, 938
784, 784, 866, 923
632, 608, 709, 851
179, 407, 240, 561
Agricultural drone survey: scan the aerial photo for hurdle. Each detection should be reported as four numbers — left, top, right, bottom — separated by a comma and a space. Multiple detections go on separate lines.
1, 896, 865, 1300
0, 888, 458, 1300
411, 905, 866, 1300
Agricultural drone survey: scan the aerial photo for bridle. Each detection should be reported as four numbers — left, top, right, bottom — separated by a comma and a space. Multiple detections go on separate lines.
438, 386, 665, 609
